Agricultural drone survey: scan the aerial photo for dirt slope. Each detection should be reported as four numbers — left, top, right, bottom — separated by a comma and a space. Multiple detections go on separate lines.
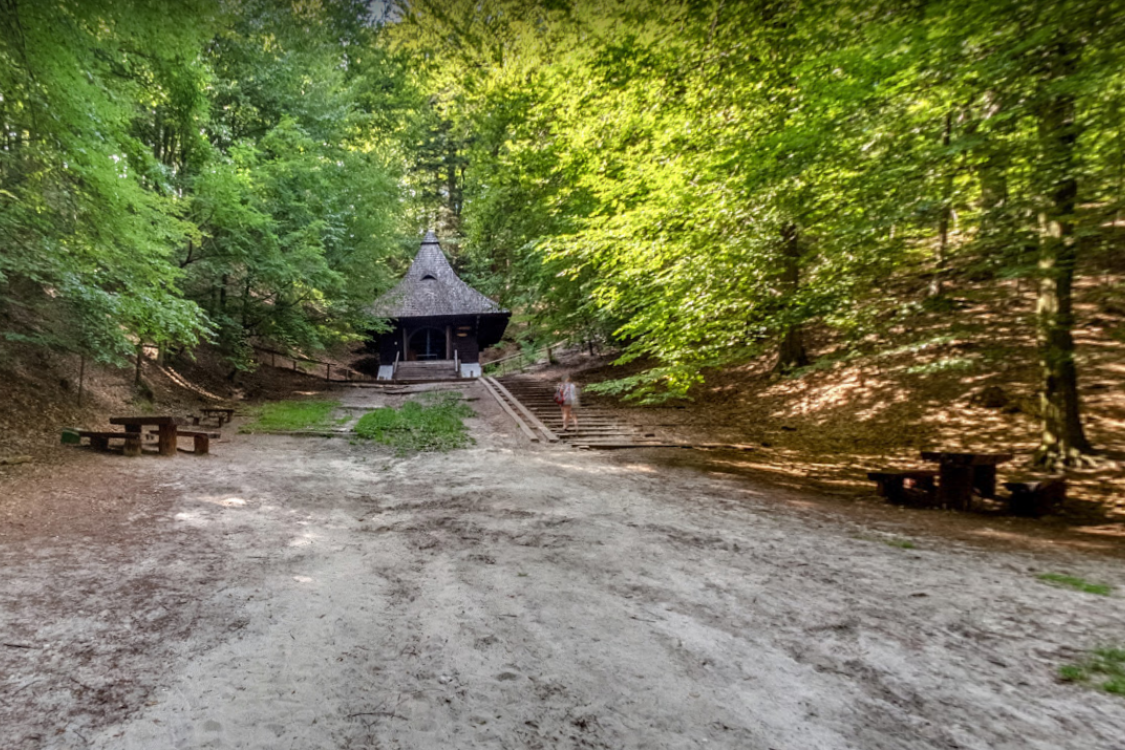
552, 274, 1124, 523
3, 383, 1125, 749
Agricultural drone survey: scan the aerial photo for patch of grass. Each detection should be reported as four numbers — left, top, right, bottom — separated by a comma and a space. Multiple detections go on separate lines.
354, 391, 475, 454
240, 399, 342, 433
1060, 647, 1125, 695
903, 356, 976, 376
1038, 573, 1113, 596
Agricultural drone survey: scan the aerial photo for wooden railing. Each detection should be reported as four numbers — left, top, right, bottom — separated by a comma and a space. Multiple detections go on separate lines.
482, 341, 567, 377
252, 345, 374, 383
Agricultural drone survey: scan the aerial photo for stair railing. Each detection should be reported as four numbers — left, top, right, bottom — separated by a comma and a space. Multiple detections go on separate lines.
392, 350, 400, 380
484, 340, 567, 377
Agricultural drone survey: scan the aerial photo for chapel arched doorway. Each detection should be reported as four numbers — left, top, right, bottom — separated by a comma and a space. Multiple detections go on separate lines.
407, 327, 446, 361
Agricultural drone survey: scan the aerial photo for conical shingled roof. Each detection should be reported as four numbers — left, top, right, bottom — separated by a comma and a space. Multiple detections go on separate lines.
370, 232, 506, 318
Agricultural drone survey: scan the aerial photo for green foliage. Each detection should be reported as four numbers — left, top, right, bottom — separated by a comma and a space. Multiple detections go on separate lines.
354, 392, 475, 454
1038, 573, 1114, 596
0, 0, 415, 368
239, 400, 342, 433
393, 0, 1125, 411
0, 0, 218, 363
1060, 647, 1125, 695
7, 0, 1125, 442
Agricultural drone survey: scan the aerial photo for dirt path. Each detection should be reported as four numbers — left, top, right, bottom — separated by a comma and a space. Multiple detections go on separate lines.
3, 382, 1125, 749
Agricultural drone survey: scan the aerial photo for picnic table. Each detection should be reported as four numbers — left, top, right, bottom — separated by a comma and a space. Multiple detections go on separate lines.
109, 415, 183, 457
920, 451, 1014, 511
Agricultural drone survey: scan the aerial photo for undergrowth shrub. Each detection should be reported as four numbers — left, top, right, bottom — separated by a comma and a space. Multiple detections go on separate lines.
355, 392, 474, 454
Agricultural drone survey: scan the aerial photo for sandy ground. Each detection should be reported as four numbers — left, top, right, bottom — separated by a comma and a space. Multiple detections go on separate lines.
3, 382, 1125, 750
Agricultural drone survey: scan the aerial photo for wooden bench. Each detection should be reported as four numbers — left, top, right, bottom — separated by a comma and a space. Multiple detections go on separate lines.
1004, 478, 1067, 517
867, 469, 938, 504
76, 430, 143, 457
200, 408, 235, 426
177, 430, 220, 455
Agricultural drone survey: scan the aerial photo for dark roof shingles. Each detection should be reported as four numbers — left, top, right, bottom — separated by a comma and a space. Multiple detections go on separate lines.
370, 232, 507, 318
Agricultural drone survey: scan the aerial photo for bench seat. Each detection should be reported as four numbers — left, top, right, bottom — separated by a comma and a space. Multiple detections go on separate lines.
867, 469, 939, 504
76, 430, 142, 457
1004, 478, 1066, 517
199, 408, 235, 426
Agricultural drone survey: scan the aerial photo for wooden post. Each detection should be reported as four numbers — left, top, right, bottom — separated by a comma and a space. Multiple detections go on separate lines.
157, 425, 178, 457
937, 464, 974, 511
123, 434, 142, 457
326, 363, 332, 382
78, 354, 85, 407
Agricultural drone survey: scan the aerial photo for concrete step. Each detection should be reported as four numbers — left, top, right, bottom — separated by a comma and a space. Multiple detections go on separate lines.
497, 375, 654, 448
395, 360, 459, 382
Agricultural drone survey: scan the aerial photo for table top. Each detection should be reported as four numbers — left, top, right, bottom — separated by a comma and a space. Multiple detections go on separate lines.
109, 416, 182, 426
920, 451, 1014, 466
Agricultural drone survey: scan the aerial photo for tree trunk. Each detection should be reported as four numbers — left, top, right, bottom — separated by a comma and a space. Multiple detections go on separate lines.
979, 149, 1009, 217
1033, 42, 1094, 468
976, 91, 1013, 256
774, 223, 810, 374
930, 111, 955, 296
134, 344, 144, 389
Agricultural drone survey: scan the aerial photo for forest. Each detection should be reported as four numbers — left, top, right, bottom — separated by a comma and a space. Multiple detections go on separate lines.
2, 0, 1124, 469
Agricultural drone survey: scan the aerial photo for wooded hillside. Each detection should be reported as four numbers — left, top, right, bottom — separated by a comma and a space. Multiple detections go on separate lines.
3, 0, 1124, 471
389, 0, 1125, 469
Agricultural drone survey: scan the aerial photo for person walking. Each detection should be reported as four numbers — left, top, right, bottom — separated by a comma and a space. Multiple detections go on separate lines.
555, 374, 580, 431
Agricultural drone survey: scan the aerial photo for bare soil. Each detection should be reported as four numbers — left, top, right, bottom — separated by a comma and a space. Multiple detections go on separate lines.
3, 382, 1125, 749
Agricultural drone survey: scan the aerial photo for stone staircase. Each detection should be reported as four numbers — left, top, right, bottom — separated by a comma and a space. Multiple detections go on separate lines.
393, 360, 460, 382
495, 374, 662, 447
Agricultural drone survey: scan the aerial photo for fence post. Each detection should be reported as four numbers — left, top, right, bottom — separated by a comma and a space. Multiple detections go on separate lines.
326, 363, 331, 382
